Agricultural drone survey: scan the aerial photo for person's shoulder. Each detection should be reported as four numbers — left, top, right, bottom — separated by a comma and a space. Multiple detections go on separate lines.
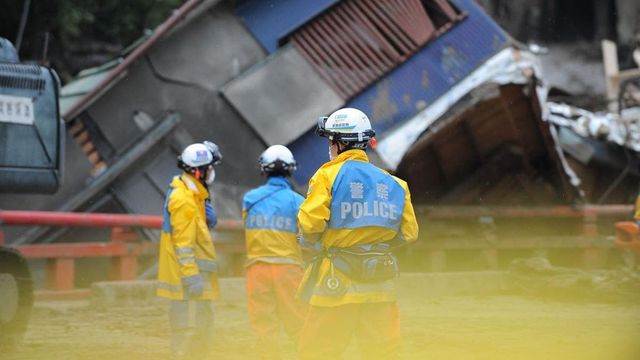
244, 185, 265, 197
390, 174, 409, 190
315, 159, 348, 180
285, 188, 305, 202
168, 186, 196, 209
243, 184, 267, 202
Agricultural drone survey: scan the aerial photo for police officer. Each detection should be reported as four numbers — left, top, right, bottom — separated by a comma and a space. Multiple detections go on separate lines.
243, 145, 308, 359
297, 108, 419, 359
157, 141, 222, 359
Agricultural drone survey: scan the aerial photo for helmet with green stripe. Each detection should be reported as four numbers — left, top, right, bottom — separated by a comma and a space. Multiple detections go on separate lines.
316, 108, 375, 149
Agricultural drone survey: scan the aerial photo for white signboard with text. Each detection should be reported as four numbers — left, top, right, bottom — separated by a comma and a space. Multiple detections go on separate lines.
0, 94, 35, 125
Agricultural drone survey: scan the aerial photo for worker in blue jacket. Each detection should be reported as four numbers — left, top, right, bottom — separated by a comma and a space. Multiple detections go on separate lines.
243, 145, 308, 358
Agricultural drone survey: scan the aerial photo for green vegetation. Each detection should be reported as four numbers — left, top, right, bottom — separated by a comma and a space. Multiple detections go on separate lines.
0, 0, 183, 80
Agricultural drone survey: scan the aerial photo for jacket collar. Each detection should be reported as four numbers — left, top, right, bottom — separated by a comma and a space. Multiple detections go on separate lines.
266, 176, 292, 188
323, 149, 369, 168
172, 172, 209, 200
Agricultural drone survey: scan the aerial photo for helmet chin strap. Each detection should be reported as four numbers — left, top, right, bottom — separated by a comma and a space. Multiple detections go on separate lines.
331, 140, 346, 155
334, 139, 366, 154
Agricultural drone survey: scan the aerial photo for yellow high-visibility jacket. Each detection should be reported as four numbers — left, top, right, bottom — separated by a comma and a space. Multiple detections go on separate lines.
635, 194, 640, 222
297, 150, 419, 306
157, 173, 219, 300
242, 176, 305, 266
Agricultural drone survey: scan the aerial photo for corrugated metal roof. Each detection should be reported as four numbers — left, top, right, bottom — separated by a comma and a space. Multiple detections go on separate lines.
289, 0, 509, 185
235, 0, 339, 53
291, 0, 446, 99
59, 64, 115, 116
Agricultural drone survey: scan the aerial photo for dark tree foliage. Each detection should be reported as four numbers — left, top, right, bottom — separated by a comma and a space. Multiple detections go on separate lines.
0, 0, 183, 81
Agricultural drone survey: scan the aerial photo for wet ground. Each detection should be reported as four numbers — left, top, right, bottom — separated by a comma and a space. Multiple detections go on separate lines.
6, 281, 640, 360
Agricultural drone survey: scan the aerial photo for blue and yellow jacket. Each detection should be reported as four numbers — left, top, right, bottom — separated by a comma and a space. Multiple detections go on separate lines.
243, 176, 305, 266
297, 150, 419, 306
157, 173, 219, 300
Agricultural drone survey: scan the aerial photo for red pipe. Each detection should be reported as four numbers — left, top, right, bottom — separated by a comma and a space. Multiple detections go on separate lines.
0, 210, 244, 231
416, 205, 633, 219
0, 206, 631, 231
0, 210, 161, 228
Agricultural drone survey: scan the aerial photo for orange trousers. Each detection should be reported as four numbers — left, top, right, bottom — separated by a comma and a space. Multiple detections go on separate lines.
246, 262, 307, 359
298, 302, 400, 360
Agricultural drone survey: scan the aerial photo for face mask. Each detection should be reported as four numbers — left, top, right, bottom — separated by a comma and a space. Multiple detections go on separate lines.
205, 167, 216, 185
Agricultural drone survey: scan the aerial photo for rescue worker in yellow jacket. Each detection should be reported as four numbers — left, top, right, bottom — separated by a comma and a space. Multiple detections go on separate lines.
243, 145, 308, 359
157, 141, 223, 359
297, 108, 419, 359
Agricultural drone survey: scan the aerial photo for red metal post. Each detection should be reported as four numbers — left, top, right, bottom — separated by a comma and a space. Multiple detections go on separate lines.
111, 256, 138, 281
47, 258, 74, 291
110, 226, 139, 281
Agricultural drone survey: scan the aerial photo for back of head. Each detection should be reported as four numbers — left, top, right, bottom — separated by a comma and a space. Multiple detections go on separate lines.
259, 145, 297, 177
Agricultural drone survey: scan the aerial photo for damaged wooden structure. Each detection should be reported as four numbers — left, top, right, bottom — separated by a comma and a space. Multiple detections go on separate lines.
396, 83, 577, 205
1, 0, 637, 274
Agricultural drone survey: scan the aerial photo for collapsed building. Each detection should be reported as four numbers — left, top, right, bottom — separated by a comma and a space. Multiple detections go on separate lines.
1, 0, 638, 270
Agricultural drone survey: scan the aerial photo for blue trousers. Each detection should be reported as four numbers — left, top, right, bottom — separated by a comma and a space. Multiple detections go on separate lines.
169, 300, 214, 358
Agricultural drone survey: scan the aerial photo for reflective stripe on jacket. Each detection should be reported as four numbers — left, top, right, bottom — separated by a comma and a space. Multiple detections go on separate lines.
243, 176, 304, 266
297, 150, 419, 306
157, 173, 220, 300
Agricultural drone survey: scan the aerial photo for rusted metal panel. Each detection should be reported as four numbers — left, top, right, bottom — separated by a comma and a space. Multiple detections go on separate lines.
235, 0, 339, 53
289, 0, 508, 185
291, 0, 447, 100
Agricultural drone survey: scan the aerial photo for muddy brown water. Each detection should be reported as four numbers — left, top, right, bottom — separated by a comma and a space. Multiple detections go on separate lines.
5, 281, 640, 359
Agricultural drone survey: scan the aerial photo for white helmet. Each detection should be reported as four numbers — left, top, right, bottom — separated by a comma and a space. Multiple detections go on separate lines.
259, 145, 297, 176
203, 140, 223, 165
179, 143, 214, 168
316, 108, 375, 146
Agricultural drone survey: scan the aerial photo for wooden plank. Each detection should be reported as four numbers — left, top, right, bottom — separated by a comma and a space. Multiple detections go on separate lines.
601, 40, 620, 111
17, 242, 157, 258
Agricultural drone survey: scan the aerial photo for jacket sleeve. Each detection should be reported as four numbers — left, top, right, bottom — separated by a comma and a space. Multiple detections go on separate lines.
396, 177, 419, 244
168, 193, 199, 279
242, 193, 250, 223
297, 171, 331, 243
